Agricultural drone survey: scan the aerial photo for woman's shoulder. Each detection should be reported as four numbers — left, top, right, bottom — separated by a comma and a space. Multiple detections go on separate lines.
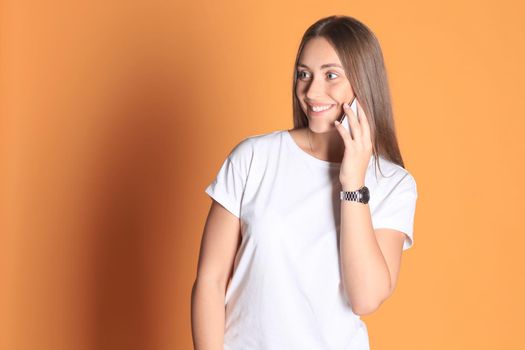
243, 129, 285, 143
371, 156, 417, 196
227, 129, 284, 163
232, 129, 284, 152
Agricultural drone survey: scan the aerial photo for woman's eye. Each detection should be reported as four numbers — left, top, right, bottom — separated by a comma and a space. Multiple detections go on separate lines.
297, 70, 338, 80
297, 71, 310, 79
296, 71, 338, 80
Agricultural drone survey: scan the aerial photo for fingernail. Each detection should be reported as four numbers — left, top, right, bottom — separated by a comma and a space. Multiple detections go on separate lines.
343, 103, 349, 109
334, 120, 340, 125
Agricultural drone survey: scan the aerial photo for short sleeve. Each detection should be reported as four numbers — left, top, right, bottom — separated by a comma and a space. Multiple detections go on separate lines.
204, 139, 252, 219
372, 172, 418, 251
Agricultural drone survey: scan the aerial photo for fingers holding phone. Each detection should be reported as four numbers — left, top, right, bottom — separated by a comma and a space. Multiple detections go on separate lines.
338, 95, 358, 135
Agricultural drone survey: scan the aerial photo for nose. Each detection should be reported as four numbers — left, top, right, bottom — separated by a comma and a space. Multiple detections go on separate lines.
305, 76, 325, 100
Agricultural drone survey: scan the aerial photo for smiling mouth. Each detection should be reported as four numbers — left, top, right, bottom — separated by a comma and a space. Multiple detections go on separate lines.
308, 104, 335, 113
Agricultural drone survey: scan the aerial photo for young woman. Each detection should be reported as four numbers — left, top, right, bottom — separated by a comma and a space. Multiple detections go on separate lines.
192, 15, 418, 350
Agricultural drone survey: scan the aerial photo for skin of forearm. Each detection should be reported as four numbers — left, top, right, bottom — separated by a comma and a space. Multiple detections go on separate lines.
339, 187, 391, 315
191, 279, 226, 350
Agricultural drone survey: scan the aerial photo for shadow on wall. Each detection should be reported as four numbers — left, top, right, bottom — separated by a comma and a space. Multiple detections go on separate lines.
82, 62, 187, 349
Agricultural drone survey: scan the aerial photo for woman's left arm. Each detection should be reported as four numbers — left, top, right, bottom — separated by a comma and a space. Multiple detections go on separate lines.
339, 196, 406, 316
334, 100, 406, 316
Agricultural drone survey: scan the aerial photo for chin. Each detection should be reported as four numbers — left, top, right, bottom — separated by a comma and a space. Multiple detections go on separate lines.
308, 119, 337, 134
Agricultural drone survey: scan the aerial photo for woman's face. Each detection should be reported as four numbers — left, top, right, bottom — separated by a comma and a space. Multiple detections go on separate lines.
295, 37, 354, 133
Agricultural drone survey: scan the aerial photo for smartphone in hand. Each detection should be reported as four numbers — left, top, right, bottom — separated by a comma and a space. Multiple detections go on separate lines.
338, 96, 358, 133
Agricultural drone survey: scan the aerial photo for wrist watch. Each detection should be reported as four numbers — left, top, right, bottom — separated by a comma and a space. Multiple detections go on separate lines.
340, 185, 370, 204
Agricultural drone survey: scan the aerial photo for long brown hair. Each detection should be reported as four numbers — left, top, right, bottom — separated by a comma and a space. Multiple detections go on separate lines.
292, 15, 406, 175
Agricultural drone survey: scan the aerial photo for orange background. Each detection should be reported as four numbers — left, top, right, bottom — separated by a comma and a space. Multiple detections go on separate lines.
1, 1, 524, 349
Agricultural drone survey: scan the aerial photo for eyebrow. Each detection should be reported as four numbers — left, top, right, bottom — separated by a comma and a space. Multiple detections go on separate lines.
297, 63, 343, 69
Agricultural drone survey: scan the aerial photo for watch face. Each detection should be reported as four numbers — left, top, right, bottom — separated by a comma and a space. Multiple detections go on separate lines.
360, 186, 370, 204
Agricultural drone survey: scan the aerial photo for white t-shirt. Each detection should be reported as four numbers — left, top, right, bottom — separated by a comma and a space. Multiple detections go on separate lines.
204, 129, 418, 350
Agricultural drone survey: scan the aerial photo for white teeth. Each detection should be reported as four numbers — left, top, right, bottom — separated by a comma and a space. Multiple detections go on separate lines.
311, 104, 332, 112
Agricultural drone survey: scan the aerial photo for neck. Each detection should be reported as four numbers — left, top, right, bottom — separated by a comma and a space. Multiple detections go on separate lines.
307, 127, 345, 162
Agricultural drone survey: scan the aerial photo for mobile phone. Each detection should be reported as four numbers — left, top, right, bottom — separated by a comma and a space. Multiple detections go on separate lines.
338, 96, 358, 132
